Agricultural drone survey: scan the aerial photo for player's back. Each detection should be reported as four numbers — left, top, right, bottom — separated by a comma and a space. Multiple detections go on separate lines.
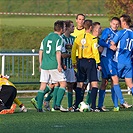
41, 32, 63, 70
113, 29, 133, 64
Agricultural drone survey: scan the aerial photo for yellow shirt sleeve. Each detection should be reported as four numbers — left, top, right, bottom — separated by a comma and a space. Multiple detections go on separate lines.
71, 40, 78, 65
91, 38, 100, 64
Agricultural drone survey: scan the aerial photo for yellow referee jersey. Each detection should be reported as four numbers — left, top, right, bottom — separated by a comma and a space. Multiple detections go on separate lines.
71, 27, 85, 56
71, 27, 85, 38
71, 32, 100, 64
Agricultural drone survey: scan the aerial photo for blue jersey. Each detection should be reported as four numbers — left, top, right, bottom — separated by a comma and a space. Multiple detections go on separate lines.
99, 28, 117, 59
113, 29, 133, 64
99, 28, 118, 79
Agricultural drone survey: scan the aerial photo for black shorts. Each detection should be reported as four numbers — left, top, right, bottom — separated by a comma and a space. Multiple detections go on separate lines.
0, 85, 17, 110
76, 58, 98, 82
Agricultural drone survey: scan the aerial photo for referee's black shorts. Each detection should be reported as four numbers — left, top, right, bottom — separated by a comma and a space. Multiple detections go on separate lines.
76, 58, 98, 83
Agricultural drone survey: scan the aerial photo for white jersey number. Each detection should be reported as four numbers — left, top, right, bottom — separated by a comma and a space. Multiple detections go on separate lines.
124, 39, 133, 51
46, 40, 52, 54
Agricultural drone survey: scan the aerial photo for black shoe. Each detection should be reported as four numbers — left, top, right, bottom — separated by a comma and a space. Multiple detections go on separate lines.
74, 108, 80, 112
54, 106, 60, 110
37, 109, 44, 112
72, 105, 80, 112
90, 108, 100, 112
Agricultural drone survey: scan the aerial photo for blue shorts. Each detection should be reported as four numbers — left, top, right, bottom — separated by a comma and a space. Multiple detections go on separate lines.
101, 56, 118, 79
76, 58, 98, 82
117, 63, 132, 78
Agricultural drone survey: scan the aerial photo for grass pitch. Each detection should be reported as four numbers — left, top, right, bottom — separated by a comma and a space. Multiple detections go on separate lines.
0, 94, 133, 133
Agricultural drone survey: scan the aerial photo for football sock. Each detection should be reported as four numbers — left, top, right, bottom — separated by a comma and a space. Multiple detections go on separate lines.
43, 85, 51, 94
52, 86, 59, 108
75, 87, 82, 108
113, 84, 124, 104
14, 98, 22, 106
67, 92, 73, 108
44, 89, 54, 101
56, 87, 65, 107
35, 85, 51, 102
37, 90, 45, 109
91, 87, 98, 109
111, 87, 118, 108
86, 90, 91, 105
81, 89, 85, 102
98, 89, 105, 108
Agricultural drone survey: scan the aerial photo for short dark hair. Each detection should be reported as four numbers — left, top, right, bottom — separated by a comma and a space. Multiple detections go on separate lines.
54, 20, 64, 32
76, 13, 85, 19
111, 17, 120, 24
120, 14, 131, 26
65, 20, 73, 28
92, 22, 101, 31
83, 19, 93, 30
92, 22, 100, 28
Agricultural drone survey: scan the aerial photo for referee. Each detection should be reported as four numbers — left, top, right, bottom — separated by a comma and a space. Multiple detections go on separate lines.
71, 20, 102, 112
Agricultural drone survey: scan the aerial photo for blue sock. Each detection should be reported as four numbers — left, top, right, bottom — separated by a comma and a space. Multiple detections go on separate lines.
130, 87, 133, 95
113, 84, 124, 104
98, 89, 105, 108
111, 87, 118, 107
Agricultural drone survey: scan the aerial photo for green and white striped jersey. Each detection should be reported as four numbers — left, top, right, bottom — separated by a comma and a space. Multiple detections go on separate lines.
61, 34, 75, 69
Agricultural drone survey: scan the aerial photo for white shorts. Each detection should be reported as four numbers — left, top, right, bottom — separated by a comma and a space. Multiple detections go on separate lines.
40, 69, 66, 83
65, 68, 76, 82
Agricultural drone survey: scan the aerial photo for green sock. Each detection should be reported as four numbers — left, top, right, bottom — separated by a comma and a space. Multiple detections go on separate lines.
67, 92, 73, 108
44, 89, 54, 101
52, 86, 59, 108
56, 87, 65, 107
37, 90, 45, 109
86, 90, 92, 105
43, 85, 51, 95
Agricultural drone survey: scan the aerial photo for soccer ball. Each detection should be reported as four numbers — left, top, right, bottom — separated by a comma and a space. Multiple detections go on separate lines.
78, 101, 90, 112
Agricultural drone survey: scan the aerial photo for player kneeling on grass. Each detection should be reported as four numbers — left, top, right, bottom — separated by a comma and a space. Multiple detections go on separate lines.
0, 74, 27, 113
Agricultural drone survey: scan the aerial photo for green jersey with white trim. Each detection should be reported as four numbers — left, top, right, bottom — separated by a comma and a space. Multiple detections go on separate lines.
40, 32, 63, 70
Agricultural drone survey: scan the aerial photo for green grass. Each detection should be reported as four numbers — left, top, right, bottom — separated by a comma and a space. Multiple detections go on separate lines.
1, 16, 109, 27
0, 16, 109, 51
0, 94, 133, 133
0, 0, 107, 14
